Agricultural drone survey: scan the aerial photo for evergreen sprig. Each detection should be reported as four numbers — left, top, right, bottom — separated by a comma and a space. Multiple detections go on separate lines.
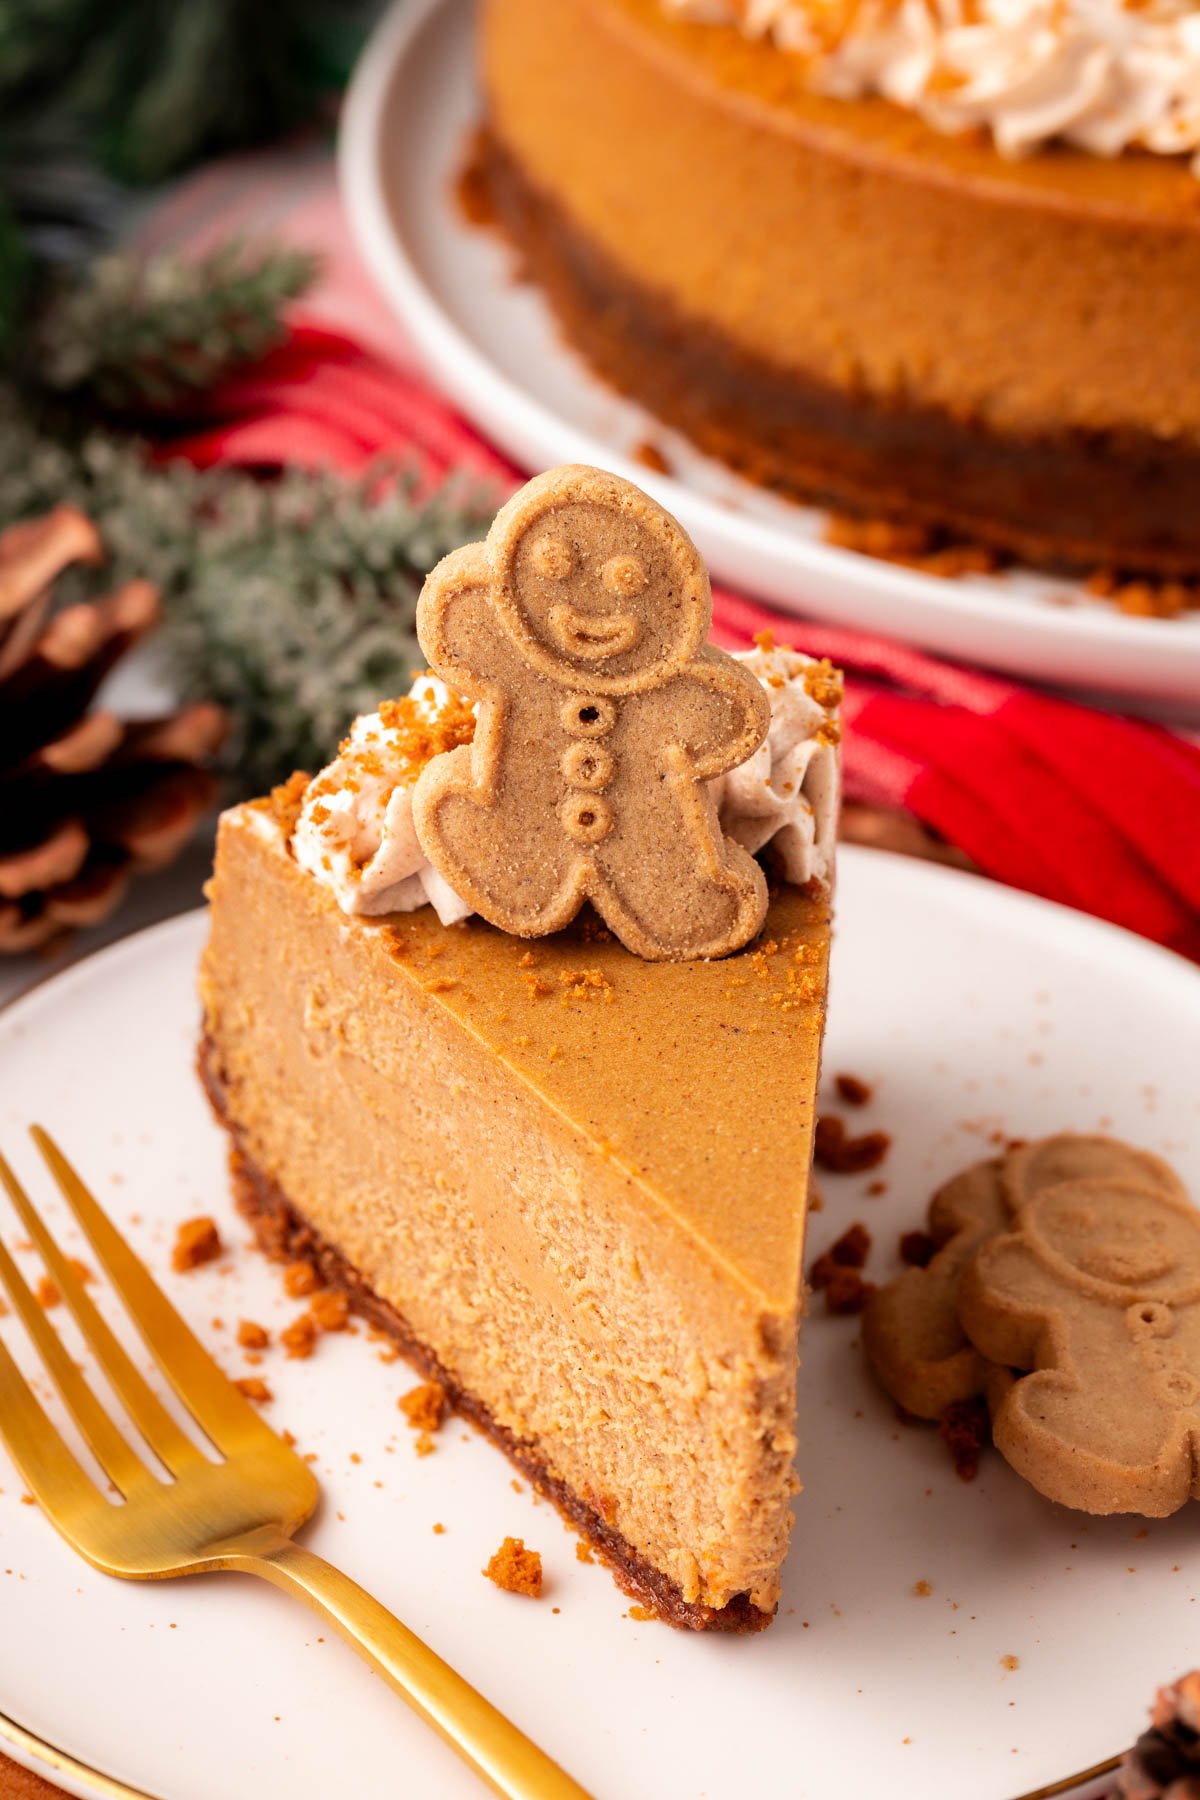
0, 193, 28, 347
34, 239, 322, 410
0, 0, 361, 188
0, 385, 499, 794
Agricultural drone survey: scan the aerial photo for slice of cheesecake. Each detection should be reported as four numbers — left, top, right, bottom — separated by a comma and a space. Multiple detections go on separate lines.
199, 782, 831, 1630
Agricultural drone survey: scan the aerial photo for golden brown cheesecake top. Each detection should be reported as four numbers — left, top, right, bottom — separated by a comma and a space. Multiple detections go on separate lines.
252, 785, 828, 1311
374, 878, 829, 1310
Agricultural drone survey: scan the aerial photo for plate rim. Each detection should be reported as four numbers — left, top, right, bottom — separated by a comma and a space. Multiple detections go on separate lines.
0, 1709, 162, 1800
0, 849, 1196, 1800
336, 0, 1200, 708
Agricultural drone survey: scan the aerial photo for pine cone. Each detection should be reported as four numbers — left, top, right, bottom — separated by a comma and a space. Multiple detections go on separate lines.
0, 506, 226, 953
1119, 1672, 1200, 1799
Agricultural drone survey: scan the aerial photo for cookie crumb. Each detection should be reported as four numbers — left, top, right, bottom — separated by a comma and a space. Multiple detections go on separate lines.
399, 1380, 448, 1435
815, 1115, 891, 1175
632, 438, 672, 476
810, 1223, 871, 1290
835, 1072, 873, 1107
432, 1522, 446, 1535
628, 1604, 655, 1622
831, 1222, 871, 1267
824, 1268, 875, 1315
236, 1319, 269, 1350
484, 1537, 542, 1597
282, 1259, 321, 1298
172, 1216, 222, 1273
234, 1377, 273, 1405
1000, 1654, 1020, 1672
35, 1275, 60, 1309
281, 1314, 318, 1360
308, 1289, 350, 1333
940, 1397, 991, 1482
912, 1579, 932, 1598
575, 1541, 594, 1564
899, 1229, 937, 1268
823, 510, 1002, 579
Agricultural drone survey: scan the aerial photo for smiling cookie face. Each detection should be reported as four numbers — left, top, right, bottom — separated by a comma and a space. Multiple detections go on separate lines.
489, 469, 709, 692
1026, 1181, 1200, 1302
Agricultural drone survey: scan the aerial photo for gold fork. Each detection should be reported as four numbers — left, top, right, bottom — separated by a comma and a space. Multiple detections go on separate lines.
0, 1126, 593, 1800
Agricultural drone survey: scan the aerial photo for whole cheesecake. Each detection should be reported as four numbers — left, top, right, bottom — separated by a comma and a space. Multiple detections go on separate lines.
477, 0, 1200, 574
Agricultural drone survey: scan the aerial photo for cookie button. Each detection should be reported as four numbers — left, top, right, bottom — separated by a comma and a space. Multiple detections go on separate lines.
561, 793, 613, 844
561, 742, 614, 791
1126, 1299, 1176, 1340
1155, 1367, 1200, 1409
560, 694, 616, 738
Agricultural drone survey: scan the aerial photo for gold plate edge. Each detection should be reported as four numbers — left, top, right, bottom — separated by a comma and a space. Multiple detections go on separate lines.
1010, 1750, 1123, 1799
0, 1709, 163, 1800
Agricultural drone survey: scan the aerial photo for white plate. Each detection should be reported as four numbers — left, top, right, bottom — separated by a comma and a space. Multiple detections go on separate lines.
2, 848, 1199, 1800
338, 0, 1200, 715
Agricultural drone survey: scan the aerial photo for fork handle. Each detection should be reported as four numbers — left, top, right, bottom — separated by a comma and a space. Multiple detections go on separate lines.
228, 1530, 595, 1800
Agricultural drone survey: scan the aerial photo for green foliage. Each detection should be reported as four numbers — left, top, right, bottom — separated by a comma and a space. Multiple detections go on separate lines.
0, 0, 363, 186
35, 239, 322, 409
0, 194, 28, 345
0, 385, 498, 794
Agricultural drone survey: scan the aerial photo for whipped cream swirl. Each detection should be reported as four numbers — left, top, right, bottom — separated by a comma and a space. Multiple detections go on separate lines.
291, 677, 476, 926
665, 0, 1200, 171
291, 649, 841, 926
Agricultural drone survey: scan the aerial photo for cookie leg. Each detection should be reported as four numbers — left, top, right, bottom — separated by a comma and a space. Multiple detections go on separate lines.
419, 758, 585, 934
590, 774, 768, 961
594, 842, 767, 962
993, 1371, 1191, 1516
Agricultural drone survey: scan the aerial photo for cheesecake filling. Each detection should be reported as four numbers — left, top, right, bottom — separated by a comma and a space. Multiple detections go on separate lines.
665, 0, 1200, 172
291, 647, 841, 924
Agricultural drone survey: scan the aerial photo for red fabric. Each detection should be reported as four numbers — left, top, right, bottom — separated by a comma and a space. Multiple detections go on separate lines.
160, 314, 1200, 961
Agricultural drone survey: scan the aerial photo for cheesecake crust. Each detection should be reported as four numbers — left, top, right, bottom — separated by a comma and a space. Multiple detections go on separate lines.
200, 1034, 772, 1632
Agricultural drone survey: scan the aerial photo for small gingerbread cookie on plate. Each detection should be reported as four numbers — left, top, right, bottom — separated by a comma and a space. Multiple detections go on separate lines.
863, 1158, 1010, 1420
960, 1174, 1200, 1515
864, 1133, 1190, 1423
1001, 1133, 1187, 1212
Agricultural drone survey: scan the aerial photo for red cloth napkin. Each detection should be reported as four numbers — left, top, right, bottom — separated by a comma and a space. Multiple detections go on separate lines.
162, 319, 1200, 961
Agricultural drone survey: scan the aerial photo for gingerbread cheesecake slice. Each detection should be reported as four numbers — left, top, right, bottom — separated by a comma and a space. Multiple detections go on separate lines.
199, 468, 840, 1628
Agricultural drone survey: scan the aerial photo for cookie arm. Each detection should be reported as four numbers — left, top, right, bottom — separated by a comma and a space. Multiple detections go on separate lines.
668, 651, 771, 783
415, 544, 501, 698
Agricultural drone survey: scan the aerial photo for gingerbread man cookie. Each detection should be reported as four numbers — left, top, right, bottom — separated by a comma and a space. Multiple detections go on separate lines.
960, 1177, 1200, 1516
863, 1134, 1182, 1420
412, 466, 771, 960
863, 1158, 1010, 1419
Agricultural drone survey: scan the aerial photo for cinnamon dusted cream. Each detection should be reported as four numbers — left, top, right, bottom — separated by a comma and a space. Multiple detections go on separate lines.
290, 649, 841, 926
291, 677, 476, 925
